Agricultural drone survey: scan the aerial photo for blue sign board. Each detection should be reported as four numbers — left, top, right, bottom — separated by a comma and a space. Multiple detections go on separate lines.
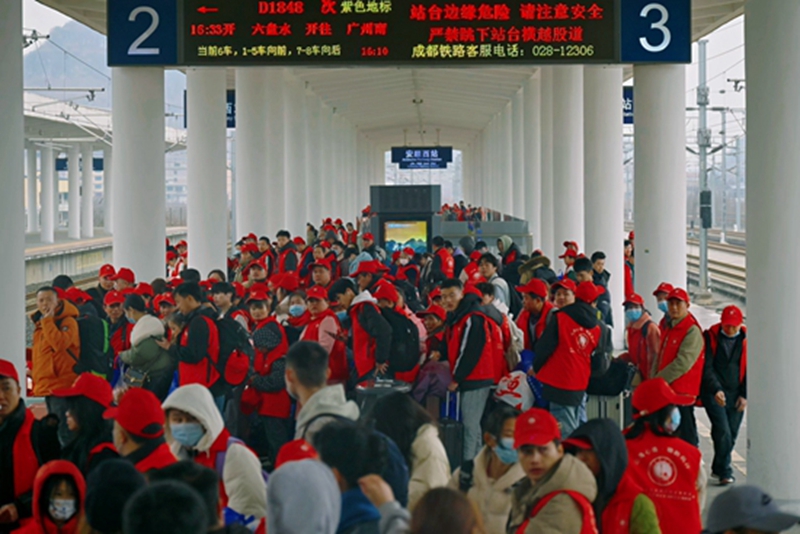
623, 86, 634, 124
183, 90, 236, 128
391, 147, 453, 170
108, 0, 178, 66
620, 0, 691, 63
55, 158, 104, 172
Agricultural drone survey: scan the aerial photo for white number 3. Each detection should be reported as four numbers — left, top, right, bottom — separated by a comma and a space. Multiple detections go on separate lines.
639, 3, 671, 53
128, 6, 161, 56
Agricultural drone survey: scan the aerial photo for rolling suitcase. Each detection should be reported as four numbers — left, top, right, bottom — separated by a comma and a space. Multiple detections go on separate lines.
586, 393, 629, 429
439, 391, 464, 472
355, 377, 412, 415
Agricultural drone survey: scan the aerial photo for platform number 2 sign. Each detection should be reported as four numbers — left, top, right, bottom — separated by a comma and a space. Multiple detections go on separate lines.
108, 0, 177, 66
621, 0, 690, 63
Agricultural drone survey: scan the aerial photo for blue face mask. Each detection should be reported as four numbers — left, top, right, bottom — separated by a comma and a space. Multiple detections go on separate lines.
171, 422, 205, 448
289, 304, 306, 317
657, 301, 668, 314
336, 310, 348, 322
626, 309, 643, 323
664, 407, 681, 433
493, 437, 518, 465
127, 316, 137, 324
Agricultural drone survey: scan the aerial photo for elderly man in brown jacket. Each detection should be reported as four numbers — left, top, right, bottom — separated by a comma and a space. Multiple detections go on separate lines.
31, 286, 80, 445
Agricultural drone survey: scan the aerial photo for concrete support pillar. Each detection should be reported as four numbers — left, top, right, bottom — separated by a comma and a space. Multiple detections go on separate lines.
235, 68, 270, 236
500, 104, 513, 215
40, 146, 55, 244
266, 70, 286, 233
523, 74, 541, 247
330, 115, 344, 221
103, 146, 112, 234
512, 88, 525, 219
318, 106, 333, 220
67, 144, 81, 239
111, 67, 166, 282
186, 67, 227, 276
305, 92, 321, 225
552, 66, 584, 256
540, 67, 555, 258
27, 144, 39, 233
284, 72, 307, 236
0, 0, 26, 383
632, 65, 686, 311
745, 0, 800, 504
584, 66, 625, 342
485, 117, 498, 211
80, 143, 94, 238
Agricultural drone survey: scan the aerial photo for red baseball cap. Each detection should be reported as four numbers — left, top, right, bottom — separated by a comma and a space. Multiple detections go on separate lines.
666, 288, 690, 303
652, 282, 674, 297
103, 387, 165, 439
247, 233, 258, 242
373, 281, 399, 303
363, 233, 374, 242
403, 247, 416, 258
352, 260, 383, 277
623, 293, 645, 306
64, 287, 92, 305
576, 282, 602, 304
231, 282, 246, 299
318, 241, 332, 250
99, 264, 116, 279
391, 251, 401, 263
417, 304, 446, 322
562, 436, 593, 451
166, 250, 177, 262
52, 373, 113, 408
241, 243, 259, 255
516, 279, 548, 299
469, 250, 483, 261
559, 249, 578, 259
275, 438, 319, 469
0, 359, 19, 383
335, 218, 343, 226
551, 279, 577, 294
311, 258, 333, 271
293, 236, 306, 246
514, 408, 561, 448
134, 283, 154, 297
111, 268, 135, 284
720, 305, 744, 327
176, 240, 187, 248
306, 285, 329, 301
246, 291, 270, 304
632, 378, 695, 418
153, 293, 175, 308
562, 241, 579, 250
104, 290, 126, 307
429, 287, 442, 300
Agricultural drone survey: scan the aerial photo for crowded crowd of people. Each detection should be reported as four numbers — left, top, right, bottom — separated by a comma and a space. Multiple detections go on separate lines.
0, 210, 784, 534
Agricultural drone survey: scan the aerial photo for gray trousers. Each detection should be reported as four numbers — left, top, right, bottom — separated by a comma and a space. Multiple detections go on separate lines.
46, 396, 72, 447
461, 387, 490, 462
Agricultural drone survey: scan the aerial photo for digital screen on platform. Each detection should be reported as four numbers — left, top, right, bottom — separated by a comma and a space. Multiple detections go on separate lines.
383, 221, 429, 253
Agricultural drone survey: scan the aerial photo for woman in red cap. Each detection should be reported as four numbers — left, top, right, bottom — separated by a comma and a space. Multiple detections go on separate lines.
300, 285, 349, 384
618, 293, 661, 384
624, 378, 706, 534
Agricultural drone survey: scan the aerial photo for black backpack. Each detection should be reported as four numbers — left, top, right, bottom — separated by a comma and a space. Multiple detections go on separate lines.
215, 316, 255, 387
394, 280, 425, 313
507, 285, 523, 319
381, 308, 421, 372
66, 315, 114, 381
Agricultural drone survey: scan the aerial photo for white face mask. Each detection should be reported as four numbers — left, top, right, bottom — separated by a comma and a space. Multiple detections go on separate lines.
49, 499, 77, 521
399, 258, 409, 266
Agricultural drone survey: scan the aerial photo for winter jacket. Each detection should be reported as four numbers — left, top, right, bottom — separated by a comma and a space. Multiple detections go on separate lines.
169, 306, 222, 394
566, 419, 661, 534
350, 291, 393, 381
488, 274, 511, 307
16, 460, 85, 534
119, 314, 174, 376
163, 384, 264, 505
407, 424, 451, 511
338, 489, 381, 534
0, 403, 60, 532
654, 314, 704, 397
499, 239, 524, 288
277, 242, 299, 273
443, 293, 495, 391
31, 301, 81, 397
448, 446, 525, 534
376, 501, 410, 534
60, 430, 118, 477
267, 460, 341, 534
518, 255, 558, 285
702, 324, 746, 399
294, 384, 360, 442
507, 454, 598, 534
222, 434, 267, 528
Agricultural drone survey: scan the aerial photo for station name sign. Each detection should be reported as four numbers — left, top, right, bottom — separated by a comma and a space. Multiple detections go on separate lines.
108, 0, 690, 66
391, 146, 454, 169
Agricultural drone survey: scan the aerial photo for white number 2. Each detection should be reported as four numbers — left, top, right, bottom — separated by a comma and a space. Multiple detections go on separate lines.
639, 3, 671, 53
128, 6, 161, 56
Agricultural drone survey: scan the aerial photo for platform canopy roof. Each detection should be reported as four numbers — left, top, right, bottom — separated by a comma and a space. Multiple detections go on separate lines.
38, 0, 743, 149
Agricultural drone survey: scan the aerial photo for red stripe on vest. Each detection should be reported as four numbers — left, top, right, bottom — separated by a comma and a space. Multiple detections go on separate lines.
706, 324, 747, 385
601, 470, 643, 534
351, 301, 379, 379
178, 315, 221, 388
13, 410, 39, 501
516, 489, 598, 534
135, 442, 177, 473
435, 248, 455, 279
445, 311, 495, 383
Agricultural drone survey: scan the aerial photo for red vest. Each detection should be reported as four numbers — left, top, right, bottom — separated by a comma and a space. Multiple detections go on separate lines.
110, 322, 133, 356
278, 248, 298, 274
253, 318, 292, 418
134, 442, 177, 473
178, 315, 220, 388
516, 490, 598, 534
706, 324, 747, 384
658, 314, 704, 396
13, 409, 39, 501
601, 470, 644, 534
351, 301, 380, 379
537, 313, 600, 391
626, 319, 655, 381
445, 311, 495, 383
626, 427, 702, 534
301, 309, 349, 383
517, 301, 554, 351
192, 429, 233, 507
396, 264, 420, 286
435, 248, 455, 279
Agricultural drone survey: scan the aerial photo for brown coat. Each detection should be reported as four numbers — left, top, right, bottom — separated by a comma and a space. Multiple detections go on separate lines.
31, 300, 80, 396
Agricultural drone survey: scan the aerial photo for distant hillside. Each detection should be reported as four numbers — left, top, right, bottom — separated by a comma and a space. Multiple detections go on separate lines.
24, 20, 186, 119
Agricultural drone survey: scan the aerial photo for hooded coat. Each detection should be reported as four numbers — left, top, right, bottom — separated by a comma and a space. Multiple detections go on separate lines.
566, 419, 661, 534
294, 384, 360, 441
267, 459, 341, 534
499, 237, 524, 288
162, 384, 265, 506
17, 460, 86, 534
407, 423, 451, 511
223, 435, 268, 530
517, 255, 558, 286
31, 301, 81, 397
507, 454, 598, 534
118, 314, 173, 376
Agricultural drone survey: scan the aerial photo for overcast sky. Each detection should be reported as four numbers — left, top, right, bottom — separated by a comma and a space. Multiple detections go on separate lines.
24, 0, 746, 139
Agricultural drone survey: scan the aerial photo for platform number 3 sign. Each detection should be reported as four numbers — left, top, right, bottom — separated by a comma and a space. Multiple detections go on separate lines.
108, 0, 178, 66
621, 0, 690, 63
